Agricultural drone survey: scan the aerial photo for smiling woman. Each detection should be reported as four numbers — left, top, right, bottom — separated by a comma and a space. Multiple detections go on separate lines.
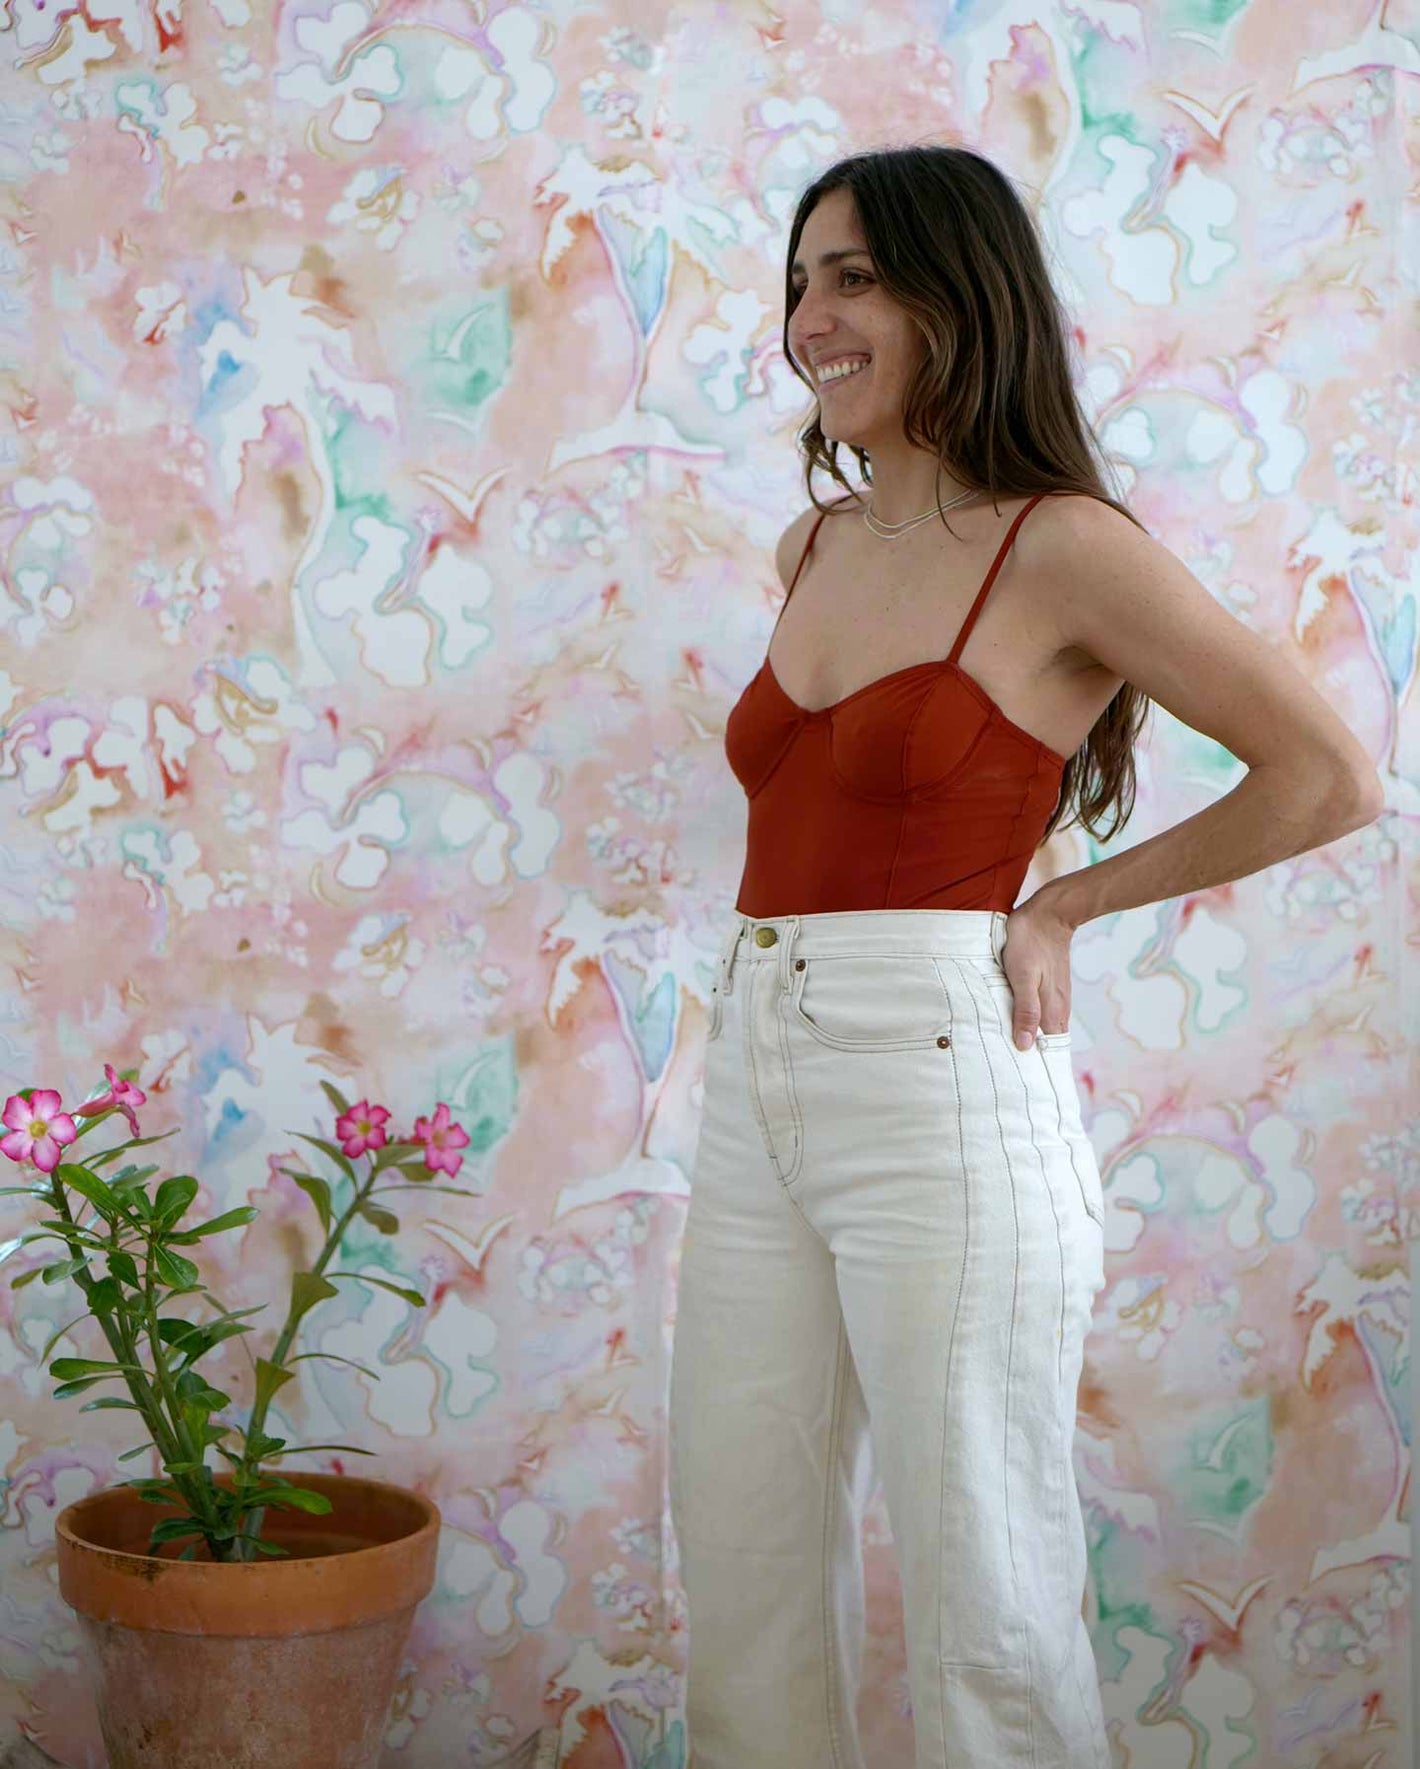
668, 141, 1383, 1769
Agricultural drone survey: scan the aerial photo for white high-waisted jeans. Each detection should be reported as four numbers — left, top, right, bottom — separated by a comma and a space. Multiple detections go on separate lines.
669, 908, 1110, 1769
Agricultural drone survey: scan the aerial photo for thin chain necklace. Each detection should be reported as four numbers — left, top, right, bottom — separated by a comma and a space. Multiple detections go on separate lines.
862, 486, 979, 539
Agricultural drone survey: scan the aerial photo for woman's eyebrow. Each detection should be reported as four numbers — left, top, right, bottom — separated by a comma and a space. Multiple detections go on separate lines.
790, 248, 872, 275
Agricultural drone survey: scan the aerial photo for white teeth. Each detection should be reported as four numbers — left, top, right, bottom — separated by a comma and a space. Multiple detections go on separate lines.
818, 358, 868, 385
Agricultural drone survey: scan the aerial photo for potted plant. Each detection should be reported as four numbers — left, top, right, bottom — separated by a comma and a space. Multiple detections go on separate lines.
0, 1066, 473, 1769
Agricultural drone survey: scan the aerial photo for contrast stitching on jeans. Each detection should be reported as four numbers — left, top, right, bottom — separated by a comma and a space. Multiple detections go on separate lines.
741, 965, 779, 1166
943, 956, 1037, 1765
774, 969, 805, 1187
822, 1321, 851, 1769
935, 984, 970, 1752
1023, 1047, 1073, 1696
1040, 1049, 1102, 1228
1020, 1051, 1069, 1413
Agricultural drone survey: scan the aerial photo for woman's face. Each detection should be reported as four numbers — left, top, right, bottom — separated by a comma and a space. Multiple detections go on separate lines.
786, 186, 924, 450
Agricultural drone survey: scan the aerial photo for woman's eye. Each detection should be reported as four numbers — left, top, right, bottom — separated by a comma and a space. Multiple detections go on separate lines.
791, 270, 871, 297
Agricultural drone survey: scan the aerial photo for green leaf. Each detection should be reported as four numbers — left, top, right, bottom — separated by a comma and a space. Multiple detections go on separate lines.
54, 1165, 125, 1221
84, 1276, 124, 1314
175, 1368, 229, 1409
253, 1358, 295, 1415
375, 1183, 479, 1199
33, 1222, 109, 1253
153, 1246, 200, 1290
147, 1517, 207, 1547
80, 1397, 142, 1413
85, 1129, 179, 1170
38, 1313, 92, 1365
53, 1376, 112, 1398
288, 1271, 340, 1325
107, 1249, 140, 1287
282, 1172, 332, 1234
167, 1206, 259, 1244
370, 1140, 424, 1175
192, 1298, 267, 1328
10, 1266, 44, 1291
0, 1185, 47, 1198
109, 1164, 161, 1194
117, 1444, 154, 1463
293, 1133, 356, 1181
122, 1478, 185, 1504
318, 1080, 353, 1118
153, 1175, 199, 1226
328, 1272, 425, 1307
357, 1201, 400, 1235
159, 1317, 254, 1365
41, 1256, 87, 1285
258, 1443, 375, 1460
287, 1351, 380, 1380
50, 1357, 143, 1380
256, 1485, 333, 1515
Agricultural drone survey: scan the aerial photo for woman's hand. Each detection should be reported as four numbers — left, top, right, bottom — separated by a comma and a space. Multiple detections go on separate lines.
1002, 899, 1076, 1050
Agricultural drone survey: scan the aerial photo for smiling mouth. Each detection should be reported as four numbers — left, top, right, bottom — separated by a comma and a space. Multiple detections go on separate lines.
817, 360, 870, 390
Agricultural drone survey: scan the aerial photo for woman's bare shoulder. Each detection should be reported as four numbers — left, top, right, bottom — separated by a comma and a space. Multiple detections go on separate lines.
773, 495, 859, 591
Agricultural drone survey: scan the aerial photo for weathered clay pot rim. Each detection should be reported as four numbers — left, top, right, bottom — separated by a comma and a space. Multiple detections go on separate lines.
57, 1471, 440, 1636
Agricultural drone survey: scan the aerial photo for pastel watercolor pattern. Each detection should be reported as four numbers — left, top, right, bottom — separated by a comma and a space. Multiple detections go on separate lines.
0, 1, 1416, 1765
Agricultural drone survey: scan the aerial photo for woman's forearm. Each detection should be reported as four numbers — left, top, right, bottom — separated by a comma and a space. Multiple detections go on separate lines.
1024, 763, 1383, 934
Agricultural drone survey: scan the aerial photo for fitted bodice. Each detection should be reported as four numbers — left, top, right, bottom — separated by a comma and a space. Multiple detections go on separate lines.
726, 492, 1070, 916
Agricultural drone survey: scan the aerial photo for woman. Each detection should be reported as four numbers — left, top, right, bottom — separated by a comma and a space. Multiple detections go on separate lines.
667, 146, 1382, 1769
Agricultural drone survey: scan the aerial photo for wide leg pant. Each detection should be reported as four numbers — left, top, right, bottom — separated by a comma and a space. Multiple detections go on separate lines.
668, 908, 1111, 1769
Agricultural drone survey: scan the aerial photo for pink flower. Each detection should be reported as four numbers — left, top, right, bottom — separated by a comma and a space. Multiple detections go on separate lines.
411, 1102, 470, 1178
1, 1090, 79, 1175
77, 1064, 147, 1138
335, 1100, 390, 1159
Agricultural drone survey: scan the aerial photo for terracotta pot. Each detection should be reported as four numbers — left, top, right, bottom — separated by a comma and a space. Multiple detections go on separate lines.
54, 1472, 439, 1769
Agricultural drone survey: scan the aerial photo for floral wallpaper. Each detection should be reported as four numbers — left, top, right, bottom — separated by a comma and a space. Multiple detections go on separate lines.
0, 0, 1415, 1765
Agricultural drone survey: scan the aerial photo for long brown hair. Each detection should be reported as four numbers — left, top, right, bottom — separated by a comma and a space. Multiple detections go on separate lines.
783, 144, 1153, 845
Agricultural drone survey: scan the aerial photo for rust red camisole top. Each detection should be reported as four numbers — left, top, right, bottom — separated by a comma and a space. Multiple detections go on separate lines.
726, 491, 1068, 917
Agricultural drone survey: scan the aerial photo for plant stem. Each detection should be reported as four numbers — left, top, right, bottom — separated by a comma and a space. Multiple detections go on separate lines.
231, 1152, 384, 1555
140, 1233, 223, 1541
46, 1182, 179, 1460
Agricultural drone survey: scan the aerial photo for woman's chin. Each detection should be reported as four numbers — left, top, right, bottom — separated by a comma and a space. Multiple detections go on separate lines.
822, 423, 872, 449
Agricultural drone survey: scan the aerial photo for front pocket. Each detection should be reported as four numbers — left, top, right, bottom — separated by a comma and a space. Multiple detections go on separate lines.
789, 954, 954, 1051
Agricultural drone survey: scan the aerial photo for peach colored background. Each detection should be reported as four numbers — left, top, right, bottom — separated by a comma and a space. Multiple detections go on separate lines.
0, 1, 1415, 1764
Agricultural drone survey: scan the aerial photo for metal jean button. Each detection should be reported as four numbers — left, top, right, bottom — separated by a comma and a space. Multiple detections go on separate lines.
753, 926, 777, 947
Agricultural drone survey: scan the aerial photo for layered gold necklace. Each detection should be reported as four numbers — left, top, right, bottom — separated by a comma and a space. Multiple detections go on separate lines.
861, 486, 980, 540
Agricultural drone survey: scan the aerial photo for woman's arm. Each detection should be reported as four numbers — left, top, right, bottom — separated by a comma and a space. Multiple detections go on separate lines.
1000, 496, 1383, 1045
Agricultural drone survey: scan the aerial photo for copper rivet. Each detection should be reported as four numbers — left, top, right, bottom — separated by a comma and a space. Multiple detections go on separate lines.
795, 959, 805, 970
937, 1035, 951, 1048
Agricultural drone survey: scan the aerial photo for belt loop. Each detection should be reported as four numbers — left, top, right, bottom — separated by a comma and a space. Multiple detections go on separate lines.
778, 917, 800, 993
991, 911, 1008, 964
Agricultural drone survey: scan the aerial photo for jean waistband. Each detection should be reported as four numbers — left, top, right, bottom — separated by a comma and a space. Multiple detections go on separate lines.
713, 909, 1008, 999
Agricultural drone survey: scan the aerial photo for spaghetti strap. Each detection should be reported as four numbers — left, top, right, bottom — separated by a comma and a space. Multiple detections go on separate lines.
782, 497, 856, 606
945, 492, 1053, 667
